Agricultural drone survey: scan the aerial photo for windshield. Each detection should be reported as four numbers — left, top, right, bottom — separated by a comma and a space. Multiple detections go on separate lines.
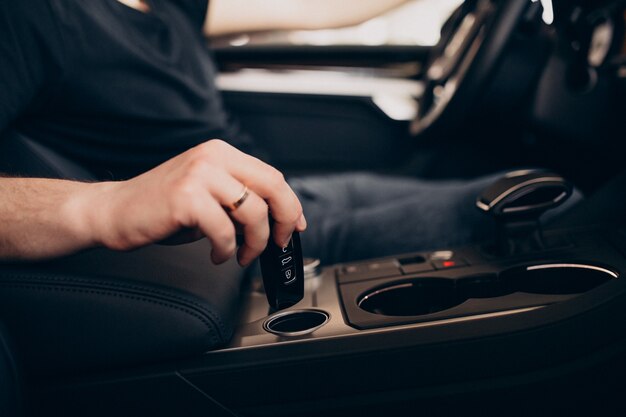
215, 0, 464, 47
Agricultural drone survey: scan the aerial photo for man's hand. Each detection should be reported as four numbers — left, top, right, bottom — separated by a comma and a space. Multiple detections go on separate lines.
0, 140, 306, 265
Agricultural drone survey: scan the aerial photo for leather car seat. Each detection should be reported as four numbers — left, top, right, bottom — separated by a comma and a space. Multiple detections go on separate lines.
0, 131, 247, 376
0, 323, 21, 417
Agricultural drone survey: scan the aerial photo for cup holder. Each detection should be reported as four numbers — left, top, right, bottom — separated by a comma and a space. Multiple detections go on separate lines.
358, 278, 465, 316
456, 274, 512, 299
501, 263, 618, 295
264, 309, 329, 337
357, 264, 618, 318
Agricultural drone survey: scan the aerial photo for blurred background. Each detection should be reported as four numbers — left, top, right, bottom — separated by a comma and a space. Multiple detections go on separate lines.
215, 0, 464, 48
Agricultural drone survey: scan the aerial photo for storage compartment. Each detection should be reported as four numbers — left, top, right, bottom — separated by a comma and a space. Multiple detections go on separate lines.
358, 278, 464, 316
264, 309, 329, 337
340, 258, 620, 330
501, 264, 617, 295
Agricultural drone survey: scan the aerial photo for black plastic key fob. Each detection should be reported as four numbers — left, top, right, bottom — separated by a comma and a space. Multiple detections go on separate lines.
260, 232, 304, 310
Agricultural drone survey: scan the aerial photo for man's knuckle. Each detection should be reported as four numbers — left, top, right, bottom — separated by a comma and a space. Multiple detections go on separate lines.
249, 201, 269, 224
290, 207, 303, 224
171, 177, 197, 200
214, 223, 236, 245
203, 139, 230, 155
169, 200, 190, 227
246, 228, 269, 251
267, 167, 286, 188
185, 158, 210, 177
167, 181, 198, 224
190, 141, 217, 163
273, 205, 301, 226
107, 232, 138, 251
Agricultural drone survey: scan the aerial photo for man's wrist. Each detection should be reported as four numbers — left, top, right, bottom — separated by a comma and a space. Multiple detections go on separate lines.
64, 181, 119, 250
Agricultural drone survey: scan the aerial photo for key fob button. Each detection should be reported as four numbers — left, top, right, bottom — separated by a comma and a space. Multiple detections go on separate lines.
282, 266, 297, 285
282, 240, 294, 252
279, 255, 293, 267
260, 231, 304, 310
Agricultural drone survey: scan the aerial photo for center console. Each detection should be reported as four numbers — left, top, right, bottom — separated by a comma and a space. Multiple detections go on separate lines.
155, 222, 626, 417
225, 225, 625, 347
228, 170, 619, 340
31, 171, 626, 417
170, 171, 626, 416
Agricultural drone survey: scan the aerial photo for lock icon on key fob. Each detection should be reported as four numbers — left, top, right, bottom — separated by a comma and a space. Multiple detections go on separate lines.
259, 230, 304, 310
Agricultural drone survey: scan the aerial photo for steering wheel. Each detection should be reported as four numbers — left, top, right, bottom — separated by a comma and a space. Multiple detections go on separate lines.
411, 0, 538, 136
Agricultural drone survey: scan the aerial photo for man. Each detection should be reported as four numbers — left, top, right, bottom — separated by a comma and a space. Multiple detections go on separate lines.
0, 0, 565, 266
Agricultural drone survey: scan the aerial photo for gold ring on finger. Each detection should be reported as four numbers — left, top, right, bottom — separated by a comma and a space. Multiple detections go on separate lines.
226, 185, 249, 212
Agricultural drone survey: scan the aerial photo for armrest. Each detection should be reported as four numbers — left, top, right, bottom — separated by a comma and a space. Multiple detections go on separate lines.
0, 241, 247, 377
0, 131, 248, 377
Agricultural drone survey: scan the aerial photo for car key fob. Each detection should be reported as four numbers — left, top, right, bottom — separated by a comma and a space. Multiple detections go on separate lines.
259, 231, 304, 310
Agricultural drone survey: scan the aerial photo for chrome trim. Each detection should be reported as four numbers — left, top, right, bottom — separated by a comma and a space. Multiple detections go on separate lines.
475, 199, 490, 212
303, 257, 322, 279
504, 169, 537, 178
502, 191, 567, 214
357, 283, 413, 308
476, 176, 565, 212
216, 306, 545, 353
263, 309, 330, 338
527, 263, 619, 279
411, 26, 486, 135
396, 305, 544, 327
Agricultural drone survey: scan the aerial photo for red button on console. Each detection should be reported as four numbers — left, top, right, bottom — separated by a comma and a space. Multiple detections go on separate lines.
433, 258, 468, 270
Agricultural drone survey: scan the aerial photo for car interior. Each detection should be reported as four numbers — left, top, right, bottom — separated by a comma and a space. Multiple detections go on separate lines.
2, 0, 626, 415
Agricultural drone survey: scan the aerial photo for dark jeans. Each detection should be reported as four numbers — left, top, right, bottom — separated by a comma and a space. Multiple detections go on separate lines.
289, 173, 582, 265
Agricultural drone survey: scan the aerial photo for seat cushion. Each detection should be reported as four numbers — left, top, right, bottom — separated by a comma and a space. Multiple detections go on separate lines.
0, 240, 246, 376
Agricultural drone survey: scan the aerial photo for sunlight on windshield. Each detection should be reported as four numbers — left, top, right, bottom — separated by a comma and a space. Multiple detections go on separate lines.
222, 0, 464, 47
288, 0, 463, 46
218, 0, 561, 49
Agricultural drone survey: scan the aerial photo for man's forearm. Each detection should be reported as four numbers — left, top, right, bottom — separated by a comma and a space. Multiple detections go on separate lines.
206, 0, 410, 37
0, 177, 98, 260
0, 141, 307, 265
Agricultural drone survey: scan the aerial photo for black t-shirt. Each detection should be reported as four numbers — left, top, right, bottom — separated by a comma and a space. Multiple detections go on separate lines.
0, 0, 261, 179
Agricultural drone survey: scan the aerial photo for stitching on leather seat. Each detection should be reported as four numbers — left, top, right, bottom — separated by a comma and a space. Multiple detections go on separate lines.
0, 273, 230, 338
0, 282, 224, 346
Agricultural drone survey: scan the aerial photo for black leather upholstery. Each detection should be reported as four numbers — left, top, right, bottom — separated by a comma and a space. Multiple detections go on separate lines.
0, 323, 21, 416
0, 243, 245, 376
0, 131, 247, 376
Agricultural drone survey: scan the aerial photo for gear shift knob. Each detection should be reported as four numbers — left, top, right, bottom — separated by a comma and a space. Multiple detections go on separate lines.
477, 169, 573, 255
